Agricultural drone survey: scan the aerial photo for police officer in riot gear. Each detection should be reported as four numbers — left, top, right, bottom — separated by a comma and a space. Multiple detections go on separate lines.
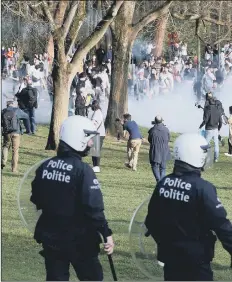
30, 115, 114, 281
145, 133, 232, 281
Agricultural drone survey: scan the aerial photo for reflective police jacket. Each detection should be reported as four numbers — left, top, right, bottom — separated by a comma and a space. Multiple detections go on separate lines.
145, 161, 232, 264
30, 146, 112, 255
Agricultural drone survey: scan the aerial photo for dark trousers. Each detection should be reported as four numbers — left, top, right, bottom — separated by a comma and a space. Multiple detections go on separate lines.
164, 262, 213, 281
42, 247, 103, 281
228, 139, 232, 155
23, 108, 36, 133
92, 136, 105, 167
151, 162, 166, 182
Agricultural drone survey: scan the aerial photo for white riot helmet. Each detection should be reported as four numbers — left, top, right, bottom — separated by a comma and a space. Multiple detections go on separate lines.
173, 133, 211, 168
59, 115, 99, 154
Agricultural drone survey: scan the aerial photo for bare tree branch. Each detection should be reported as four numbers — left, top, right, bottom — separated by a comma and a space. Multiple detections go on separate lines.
214, 27, 231, 45
66, 1, 86, 56
195, 19, 205, 44
2, 2, 24, 17
29, 1, 43, 8
53, 1, 68, 27
41, 1, 56, 31
131, 0, 173, 36
172, 12, 232, 27
2, 1, 47, 23
69, 0, 124, 75
172, 12, 202, 21
28, 3, 47, 21
62, 1, 79, 40
203, 16, 232, 27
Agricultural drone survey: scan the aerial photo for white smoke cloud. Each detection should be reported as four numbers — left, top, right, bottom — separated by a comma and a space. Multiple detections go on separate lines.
129, 78, 232, 137
35, 99, 52, 124
2, 76, 232, 135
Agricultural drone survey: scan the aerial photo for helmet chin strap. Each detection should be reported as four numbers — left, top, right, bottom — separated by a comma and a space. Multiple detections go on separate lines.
80, 146, 91, 157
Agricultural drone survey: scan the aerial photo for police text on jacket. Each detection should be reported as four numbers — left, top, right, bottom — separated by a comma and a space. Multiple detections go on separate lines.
159, 177, 192, 202
42, 160, 73, 183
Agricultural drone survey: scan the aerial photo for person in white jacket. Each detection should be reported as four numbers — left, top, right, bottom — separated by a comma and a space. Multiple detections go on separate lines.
97, 65, 110, 101
88, 100, 106, 173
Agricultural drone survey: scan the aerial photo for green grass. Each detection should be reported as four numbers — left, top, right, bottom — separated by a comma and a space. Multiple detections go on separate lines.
2, 126, 232, 281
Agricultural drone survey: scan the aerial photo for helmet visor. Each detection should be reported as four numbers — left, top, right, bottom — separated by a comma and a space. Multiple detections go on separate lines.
200, 144, 214, 169
89, 134, 100, 157
84, 130, 100, 157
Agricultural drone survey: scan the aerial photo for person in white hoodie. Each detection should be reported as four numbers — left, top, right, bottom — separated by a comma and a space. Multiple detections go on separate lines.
219, 48, 225, 69
30, 64, 45, 96
97, 65, 110, 103
88, 100, 105, 173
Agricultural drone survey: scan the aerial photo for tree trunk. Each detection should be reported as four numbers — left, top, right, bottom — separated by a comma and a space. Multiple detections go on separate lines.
45, 35, 69, 150
105, 37, 132, 135
153, 14, 168, 57
96, 0, 103, 50
105, 2, 136, 135
47, 35, 54, 72
45, 66, 69, 150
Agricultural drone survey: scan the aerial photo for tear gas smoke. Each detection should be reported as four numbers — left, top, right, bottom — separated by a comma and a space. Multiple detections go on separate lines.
2, 77, 232, 136
128, 78, 232, 137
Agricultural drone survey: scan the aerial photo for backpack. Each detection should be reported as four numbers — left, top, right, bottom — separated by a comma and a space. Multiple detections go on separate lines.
28, 88, 38, 108
1, 108, 18, 134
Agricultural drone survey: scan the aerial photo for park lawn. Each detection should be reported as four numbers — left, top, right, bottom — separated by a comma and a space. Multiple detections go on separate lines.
1, 125, 232, 281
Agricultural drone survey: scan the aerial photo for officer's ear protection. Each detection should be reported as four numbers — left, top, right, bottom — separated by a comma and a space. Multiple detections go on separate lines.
84, 129, 98, 136
200, 144, 211, 153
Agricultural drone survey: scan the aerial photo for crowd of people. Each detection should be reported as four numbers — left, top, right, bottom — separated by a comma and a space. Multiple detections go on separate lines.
2, 40, 232, 118
1, 39, 232, 174
1, 36, 232, 282
128, 41, 232, 101
1, 44, 19, 76
2, 46, 50, 99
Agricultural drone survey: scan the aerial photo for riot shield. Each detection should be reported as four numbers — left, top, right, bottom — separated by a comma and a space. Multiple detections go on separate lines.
129, 197, 231, 281
17, 158, 51, 233
129, 197, 164, 280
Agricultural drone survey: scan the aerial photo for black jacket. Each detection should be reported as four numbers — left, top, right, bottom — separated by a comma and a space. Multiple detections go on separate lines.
148, 123, 171, 165
145, 161, 232, 264
16, 86, 38, 109
199, 99, 222, 130
204, 99, 224, 116
30, 142, 112, 255
91, 76, 103, 89
76, 80, 86, 96
75, 94, 86, 117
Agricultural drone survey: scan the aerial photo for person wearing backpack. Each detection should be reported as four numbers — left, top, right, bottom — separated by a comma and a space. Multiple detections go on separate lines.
15, 78, 38, 134
1, 101, 29, 172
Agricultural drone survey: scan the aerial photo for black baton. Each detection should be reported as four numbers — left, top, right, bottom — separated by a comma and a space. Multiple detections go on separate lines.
103, 236, 118, 281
